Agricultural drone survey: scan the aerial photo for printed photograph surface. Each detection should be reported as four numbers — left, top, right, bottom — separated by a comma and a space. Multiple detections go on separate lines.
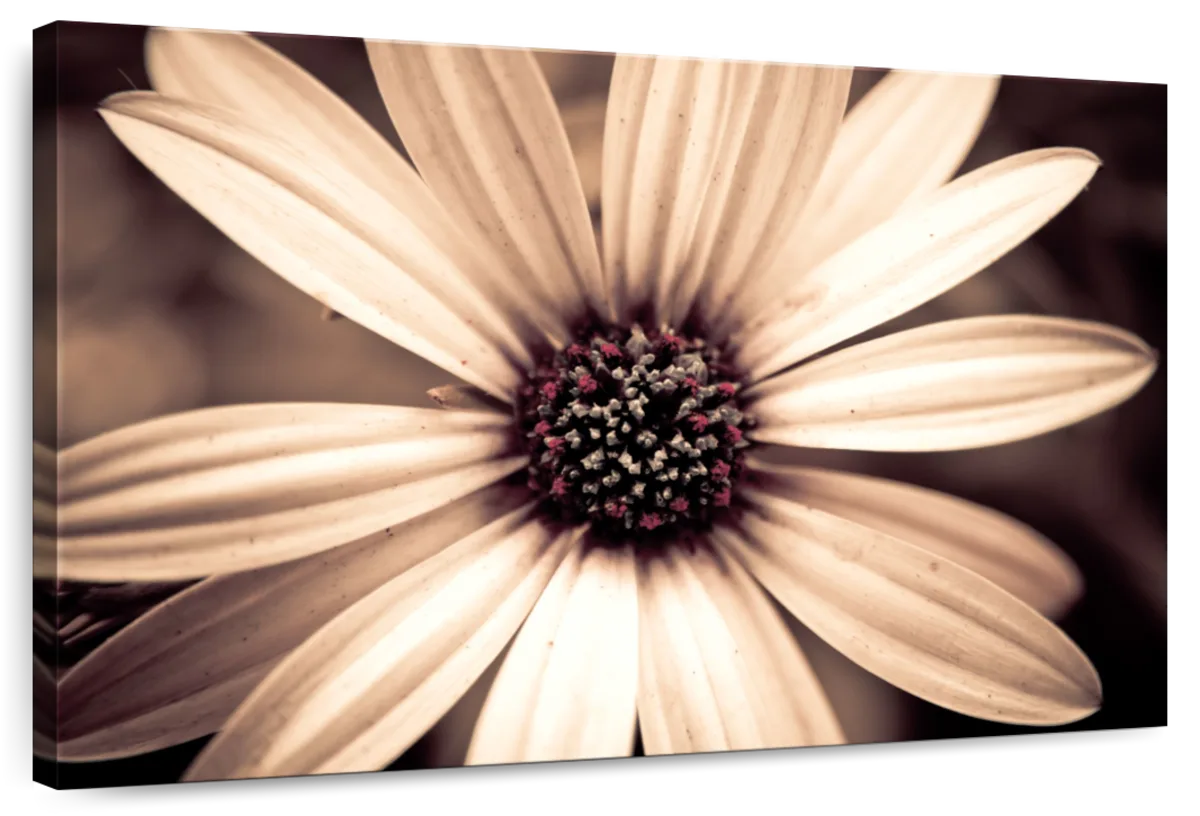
32, 21, 1167, 789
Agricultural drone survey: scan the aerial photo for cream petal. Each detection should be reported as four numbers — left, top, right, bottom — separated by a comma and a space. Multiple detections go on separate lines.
184, 514, 576, 780
366, 42, 608, 329
745, 458, 1081, 617
34, 442, 57, 560
43, 403, 522, 581
426, 384, 509, 414
54, 485, 526, 760
146, 29, 553, 360
734, 148, 1101, 381
99, 92, 527, 400
33, 497, 56, 533
683, 65, 852, 327
731, 71, 999, 327
466, 542, 638, 765
601, 56, 729, 319
636, 542, 844, 755
748, 315, 1156, 451
146, 28, 409, 193
34, 440, 56, 502
721, 490, 1102, 725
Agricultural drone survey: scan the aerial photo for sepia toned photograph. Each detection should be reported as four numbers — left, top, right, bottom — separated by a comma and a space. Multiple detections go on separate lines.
32, 20, 1166, 790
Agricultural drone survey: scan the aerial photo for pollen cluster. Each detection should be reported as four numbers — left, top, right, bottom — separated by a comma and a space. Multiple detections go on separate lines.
518, 323, 751, 539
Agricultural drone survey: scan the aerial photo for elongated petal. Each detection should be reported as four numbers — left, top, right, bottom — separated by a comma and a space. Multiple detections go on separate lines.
54, 486, 526, 760
467, 542, 637, 764
33, 498, 56, 537
749, 315, 1156, 451
99, 92, 526, 400
426, 384, 508, 414
636, 542, 844, 755
146, 28, 411, 199
735, 148, 1101, 381
34, 440, 56, 503
731, 71, 998, 326
745, 458, 1081, 617
34, 442, 57, 579
146, 29, 553, 361
42, 403, 522, 581
721, 490, 1102, 725
184, 514, 575, 780
367, 42, 608, 328
684, 65, 851, 326
601, 56, 728, 318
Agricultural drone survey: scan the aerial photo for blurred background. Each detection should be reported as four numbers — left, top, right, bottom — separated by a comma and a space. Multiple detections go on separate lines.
33, 21, 1166, 787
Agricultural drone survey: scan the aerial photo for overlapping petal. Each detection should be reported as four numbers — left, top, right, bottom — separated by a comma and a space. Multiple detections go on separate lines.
719, 490, 1102, 725
467, 542, 638, 764
54, 486, 526, 760
670, 63, 851, 324
603, 57, 850, 325
184, 513, 576, 780
748, 315, 1156, 451
41, 403, 523, 581
601, 56, 726, 318
636, 542, 844, 754
34, 441, 57, 581
745, 458, 1081, 616
99, 92, 528, 399
730, 70, 998, 327
145, 28, 555, 358
734, 148, 1101, 381
367, 42, 608, 330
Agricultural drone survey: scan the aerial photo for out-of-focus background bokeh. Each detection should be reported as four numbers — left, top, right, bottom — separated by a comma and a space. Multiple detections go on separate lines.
34, 21, 1166, 787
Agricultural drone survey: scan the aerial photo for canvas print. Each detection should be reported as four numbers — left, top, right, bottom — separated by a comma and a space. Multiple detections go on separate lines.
32, 21, 1166, 789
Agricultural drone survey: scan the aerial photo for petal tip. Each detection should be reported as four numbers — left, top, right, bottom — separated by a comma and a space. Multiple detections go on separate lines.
1065, 146, 1103, 175
1047, 562, 1086, 619
1065, 146, 1102, 165
96, 91, 130, 113
1042, 701, 1101, 727
1037, 146, 1102, 181
97, 89, 157, 116
1102, 323, 1158, 376
1127, 340, 1160, 388
1064, 657, 1104, 721
1065, 691, 1104, 725
1141, 344, 1161, 369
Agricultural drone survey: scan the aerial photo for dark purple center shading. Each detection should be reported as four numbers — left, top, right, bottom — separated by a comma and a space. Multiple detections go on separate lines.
517, 322, 752, 541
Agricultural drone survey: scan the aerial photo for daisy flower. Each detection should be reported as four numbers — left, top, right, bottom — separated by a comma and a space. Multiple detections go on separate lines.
39, 28, 1157, 780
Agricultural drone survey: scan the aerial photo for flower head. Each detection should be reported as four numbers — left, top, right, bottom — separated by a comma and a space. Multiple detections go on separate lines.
519, 322, 748, 537
41, 27, 1156, 782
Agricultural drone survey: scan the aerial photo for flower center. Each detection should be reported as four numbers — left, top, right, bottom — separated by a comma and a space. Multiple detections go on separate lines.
517, 321, 751, 540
